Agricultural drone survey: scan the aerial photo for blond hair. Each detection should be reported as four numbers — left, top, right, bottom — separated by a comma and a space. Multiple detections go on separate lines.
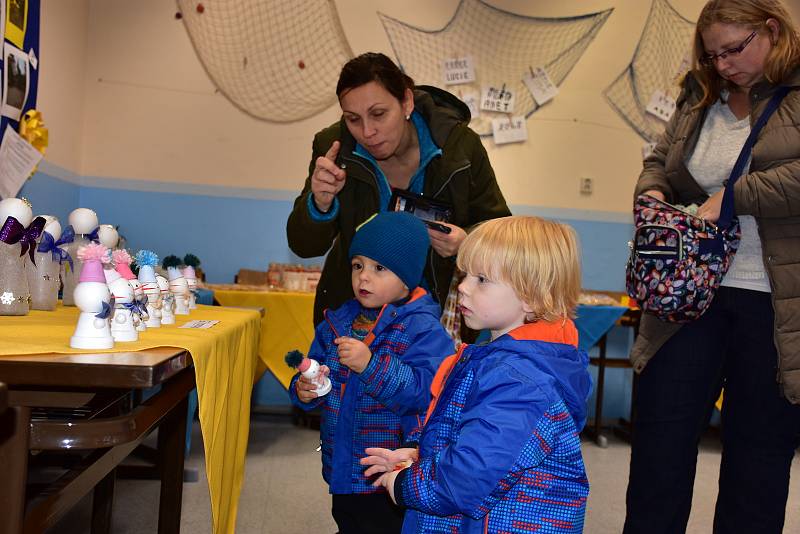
456, 216, 581, 322
692, 0, 800, 108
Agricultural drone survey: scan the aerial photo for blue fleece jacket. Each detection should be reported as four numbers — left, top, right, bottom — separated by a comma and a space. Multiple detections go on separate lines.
289, 289, 453, 494
396, 322, 592, 533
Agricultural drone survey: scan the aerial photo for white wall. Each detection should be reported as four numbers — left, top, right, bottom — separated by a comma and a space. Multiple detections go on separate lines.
40, 0, 800, 212
38, 0, 89, 173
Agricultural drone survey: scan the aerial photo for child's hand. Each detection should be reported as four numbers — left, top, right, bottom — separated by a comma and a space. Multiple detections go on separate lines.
335, 337, 371, 373
295, 366, 329, 403
360, 447, 418, 478
374, 470, 400, 504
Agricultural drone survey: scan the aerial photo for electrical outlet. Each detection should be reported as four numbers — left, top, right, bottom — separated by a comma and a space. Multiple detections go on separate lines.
580, 177, 593, 195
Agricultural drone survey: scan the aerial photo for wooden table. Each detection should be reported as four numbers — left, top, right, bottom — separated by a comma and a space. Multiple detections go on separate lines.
210, 287, 315, 388
582, 302, 641, 447
0, 347, 195, 534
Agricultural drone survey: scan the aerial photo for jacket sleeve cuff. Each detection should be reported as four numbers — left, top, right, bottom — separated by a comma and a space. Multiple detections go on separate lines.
394, 467, 409, 508
307, 192, 339, 222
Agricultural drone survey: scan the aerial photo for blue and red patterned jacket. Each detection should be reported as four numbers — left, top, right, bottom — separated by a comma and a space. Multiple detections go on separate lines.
395, 320, 592, 533
289, 287, 453, 495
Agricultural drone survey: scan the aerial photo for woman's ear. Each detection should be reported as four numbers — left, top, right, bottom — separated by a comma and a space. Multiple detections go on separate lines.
766, 18, 780, 44
402, 88, 415, 118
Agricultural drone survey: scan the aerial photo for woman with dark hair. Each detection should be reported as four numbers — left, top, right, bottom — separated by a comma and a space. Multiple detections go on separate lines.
624, 1, 800, 533
287, 52, 510, 330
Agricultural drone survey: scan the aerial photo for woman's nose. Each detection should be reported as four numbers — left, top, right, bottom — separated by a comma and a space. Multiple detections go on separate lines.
362, 120, 376, 138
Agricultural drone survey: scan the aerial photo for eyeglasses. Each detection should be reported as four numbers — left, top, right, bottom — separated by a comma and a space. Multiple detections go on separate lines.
700, 31, 758, 67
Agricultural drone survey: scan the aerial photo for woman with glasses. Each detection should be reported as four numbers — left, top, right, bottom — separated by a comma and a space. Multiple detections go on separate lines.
624, 1, 800, 533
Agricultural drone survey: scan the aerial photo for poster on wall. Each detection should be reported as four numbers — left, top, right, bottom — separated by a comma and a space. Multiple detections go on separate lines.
2, 43, 29, 121
0, 124, 42, 199
0, 1, 6, 45
5, 0, 27, 49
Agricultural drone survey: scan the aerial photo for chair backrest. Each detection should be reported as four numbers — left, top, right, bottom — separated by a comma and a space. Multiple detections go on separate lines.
235, 269, 269, 285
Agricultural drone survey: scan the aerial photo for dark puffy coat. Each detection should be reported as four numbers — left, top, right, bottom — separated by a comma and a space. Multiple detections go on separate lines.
632, 67, 800, 403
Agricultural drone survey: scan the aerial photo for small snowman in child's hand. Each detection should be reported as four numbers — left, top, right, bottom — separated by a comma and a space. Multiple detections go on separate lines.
286, 350, 332, 400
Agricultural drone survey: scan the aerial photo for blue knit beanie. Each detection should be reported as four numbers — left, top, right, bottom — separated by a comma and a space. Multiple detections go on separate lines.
349, 212, 430, 288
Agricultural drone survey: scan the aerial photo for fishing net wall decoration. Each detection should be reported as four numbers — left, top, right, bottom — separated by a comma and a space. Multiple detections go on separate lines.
379, 0, 612, 137
604, 0, 695, 142
176, 0, 353, 122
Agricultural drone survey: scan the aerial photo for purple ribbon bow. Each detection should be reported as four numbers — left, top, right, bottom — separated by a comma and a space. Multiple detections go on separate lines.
59, 225, 75, 244
136, 295, 149, 316
95, 301, 112, 320
0, 216, 46, 264
120, 301, 139, 314
37, 231, 74, 271
83, 226, 100, 244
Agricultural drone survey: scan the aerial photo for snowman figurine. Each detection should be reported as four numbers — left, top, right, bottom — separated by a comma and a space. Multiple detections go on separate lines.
0, 198, 45, 316
135, 250, 162, 328
26, 215, 63, 311
97, 224, 120, 250
157, 273, 175, 325
163, 255, 190, 315
104, 266, 138, 342
182, 254, 201, 310
62, 208, 100, 306
70, 243, 114, 349
113, 249, 148, 332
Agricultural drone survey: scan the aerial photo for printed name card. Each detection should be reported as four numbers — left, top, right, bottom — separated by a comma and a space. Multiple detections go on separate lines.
522, 66, 559, 105
442, 56, 476, 85
180, 320, 220, 329
460, 89, 480, 119
645, 90, 676, 122
491, 116, 528, 144
481, 85, 515, 114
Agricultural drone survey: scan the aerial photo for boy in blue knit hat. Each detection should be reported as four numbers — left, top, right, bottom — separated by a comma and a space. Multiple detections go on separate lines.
289, 211, 454, 534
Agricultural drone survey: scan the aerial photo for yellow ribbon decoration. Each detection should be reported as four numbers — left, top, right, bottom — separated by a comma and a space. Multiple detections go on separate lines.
19, 110, 49, 155
18, 110, 49, 177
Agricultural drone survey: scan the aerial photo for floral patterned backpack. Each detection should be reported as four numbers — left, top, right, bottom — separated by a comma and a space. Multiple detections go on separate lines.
626, 86, 789, 323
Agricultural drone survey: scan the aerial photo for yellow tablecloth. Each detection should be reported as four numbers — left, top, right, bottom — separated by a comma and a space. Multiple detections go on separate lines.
212, 288, 314, 388
0, 303, 260, 534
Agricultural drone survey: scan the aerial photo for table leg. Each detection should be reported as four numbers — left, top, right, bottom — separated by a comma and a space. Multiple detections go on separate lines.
91, 468, 116, 534
592, 335, 609, 447
157, 395, 188, 534
0, 406, 31, 534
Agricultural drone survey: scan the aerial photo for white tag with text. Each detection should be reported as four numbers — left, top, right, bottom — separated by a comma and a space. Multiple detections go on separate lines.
522, 67, 559, 105
492, 116, 528, 144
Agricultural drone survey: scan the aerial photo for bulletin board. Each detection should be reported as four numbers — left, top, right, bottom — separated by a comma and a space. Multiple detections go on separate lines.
0, 0, 40, 134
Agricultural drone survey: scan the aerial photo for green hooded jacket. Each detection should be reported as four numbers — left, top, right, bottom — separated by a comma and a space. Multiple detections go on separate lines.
287, 86, 510, 326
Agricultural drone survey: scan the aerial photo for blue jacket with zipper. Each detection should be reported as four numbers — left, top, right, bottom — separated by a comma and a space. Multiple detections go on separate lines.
395, 322, 592, 533
289, 288, 453, 494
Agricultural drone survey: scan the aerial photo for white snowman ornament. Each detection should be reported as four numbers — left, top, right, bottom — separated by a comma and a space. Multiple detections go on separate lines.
157, 273, 175, 325
135, 250, 162, 328
62, 208, 100, 306
70, 243, 114, 349
163, 256, 190, 316
113, 249, 147, 332
104, 267, 138, 342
